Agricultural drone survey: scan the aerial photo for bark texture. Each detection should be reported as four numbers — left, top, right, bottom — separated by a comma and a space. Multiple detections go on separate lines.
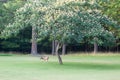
31, 26, 37, 55
62, 43, 66, 55
94, 37, 98, 54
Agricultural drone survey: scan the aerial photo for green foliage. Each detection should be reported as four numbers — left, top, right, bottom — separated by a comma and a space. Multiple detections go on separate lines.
0, 0, 25, 36
100, 0, 120, 46
42, 0, 102, 43
0, 0, 119, 51
1, 0, 48, 38
1, 41, 19, 48
101, 0, 120, 23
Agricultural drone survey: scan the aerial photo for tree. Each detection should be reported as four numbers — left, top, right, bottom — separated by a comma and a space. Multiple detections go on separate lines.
100, 0, 120, 51
1, 0, 46, 55
39, 0, 103, 63
82, 12, 118, 53
0, 0, 25, 32
62, 0, 119, 53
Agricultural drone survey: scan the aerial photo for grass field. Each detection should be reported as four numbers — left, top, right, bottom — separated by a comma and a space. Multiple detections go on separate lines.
0, 53, 120, 80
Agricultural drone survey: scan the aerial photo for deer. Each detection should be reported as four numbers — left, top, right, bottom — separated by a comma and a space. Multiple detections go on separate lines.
40, 56, 49, 61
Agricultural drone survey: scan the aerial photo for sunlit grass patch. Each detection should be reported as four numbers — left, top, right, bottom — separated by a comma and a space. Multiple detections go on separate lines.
0, 53, 13, 56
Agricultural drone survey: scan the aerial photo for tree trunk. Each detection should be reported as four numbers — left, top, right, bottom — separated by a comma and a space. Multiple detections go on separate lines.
85, 43, 88, 52
62, 43, 66, 55
31, 26, 37, 55
52, 40, 55, 55
108, 47, 111, 53
117, 45, 119, 53
94, 41, 98, 54
55, 40, 63, 64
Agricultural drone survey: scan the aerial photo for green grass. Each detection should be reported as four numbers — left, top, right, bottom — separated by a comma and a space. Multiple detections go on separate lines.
0, 53, 120, 80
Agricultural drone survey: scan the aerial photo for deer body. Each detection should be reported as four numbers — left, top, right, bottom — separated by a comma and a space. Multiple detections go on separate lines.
40, 56, 49, 61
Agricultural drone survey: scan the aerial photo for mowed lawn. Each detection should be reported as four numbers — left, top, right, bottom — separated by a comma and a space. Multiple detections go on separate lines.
0, 53, 120, 80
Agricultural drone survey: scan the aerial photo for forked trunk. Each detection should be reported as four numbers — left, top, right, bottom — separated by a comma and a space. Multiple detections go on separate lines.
55, 40, 63, 64
31, 26, 37, 55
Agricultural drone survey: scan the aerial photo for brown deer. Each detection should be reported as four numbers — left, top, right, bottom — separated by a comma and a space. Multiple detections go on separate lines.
40, 56, 49, 61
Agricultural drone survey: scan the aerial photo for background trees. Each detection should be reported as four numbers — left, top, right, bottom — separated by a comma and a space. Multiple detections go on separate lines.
0, 0, 120, 56
0, 0, 27, 52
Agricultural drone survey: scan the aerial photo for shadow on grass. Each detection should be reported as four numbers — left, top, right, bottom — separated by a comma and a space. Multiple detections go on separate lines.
60, 62, 120, 70
24, 61, 120, 70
